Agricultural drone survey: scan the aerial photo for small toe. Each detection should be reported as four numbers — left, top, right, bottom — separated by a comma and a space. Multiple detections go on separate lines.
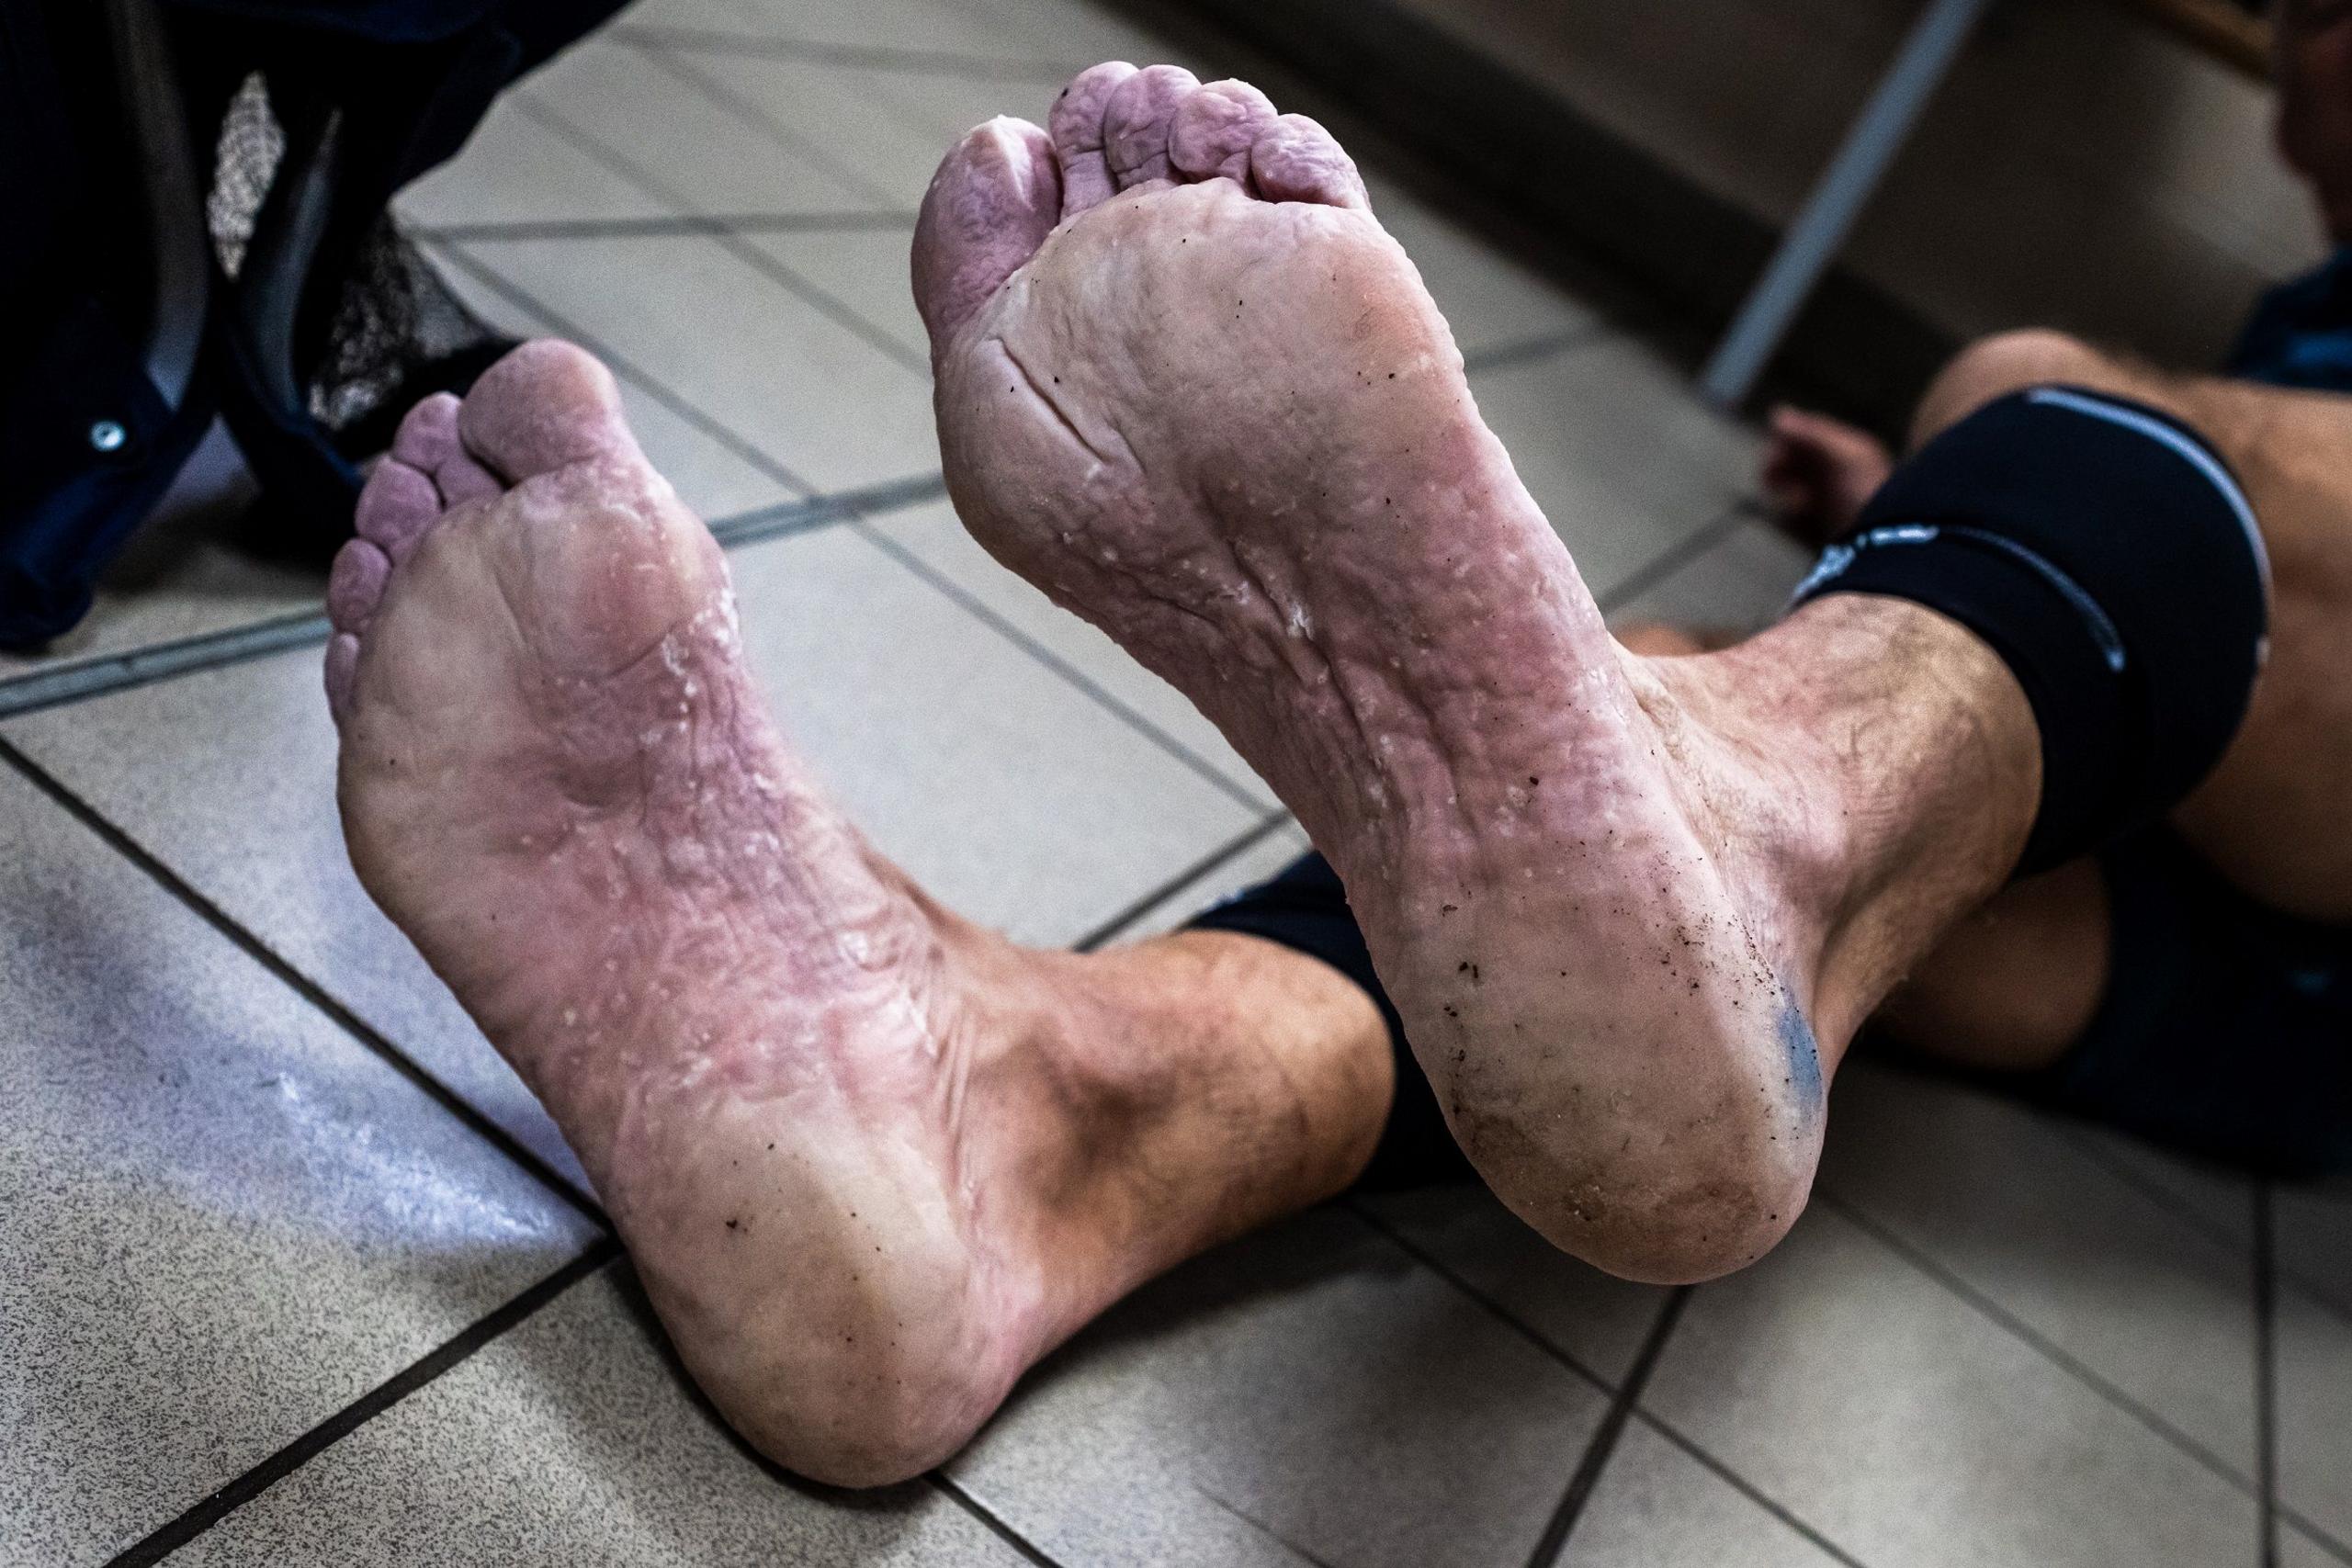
1170, 79, 1276, 184
324, 632, 361, 725
1250, 113, 1370, 209
353, 457, 443, 564
914, 116, 1062, 349
390, 392, 462, 471
458, 339, 639, 485
1049, 61, 1137, 218
327, 538, 391, 635
1102, 64, 1199, 189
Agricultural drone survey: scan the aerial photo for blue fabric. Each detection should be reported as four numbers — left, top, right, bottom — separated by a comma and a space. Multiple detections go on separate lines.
2226, 245, 2352, 392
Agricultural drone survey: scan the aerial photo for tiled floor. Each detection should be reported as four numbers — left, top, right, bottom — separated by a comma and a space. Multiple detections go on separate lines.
4, 0, 2346, 1563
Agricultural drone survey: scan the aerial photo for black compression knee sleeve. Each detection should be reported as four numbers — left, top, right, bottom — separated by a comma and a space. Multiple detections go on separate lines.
1184, 852, 1473, 1190
1791, 385, 2271, 875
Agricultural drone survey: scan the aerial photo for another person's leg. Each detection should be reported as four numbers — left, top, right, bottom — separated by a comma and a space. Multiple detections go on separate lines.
326, 342, 1407, 1487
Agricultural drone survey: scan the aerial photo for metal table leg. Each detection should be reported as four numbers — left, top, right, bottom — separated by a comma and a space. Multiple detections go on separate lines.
1698, 0, 1996, 410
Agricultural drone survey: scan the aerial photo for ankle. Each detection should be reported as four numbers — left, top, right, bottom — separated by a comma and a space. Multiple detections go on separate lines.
1666, 596, 2041, 1041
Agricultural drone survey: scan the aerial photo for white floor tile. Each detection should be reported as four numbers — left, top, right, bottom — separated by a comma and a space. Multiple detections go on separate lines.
1364, 173, 1604, 360
1470, 337, 1757, 601
950, 1207, 1613, 1568
1355, 1185, 1669, 1390
741, 225, 929, 364
1570, 1418, 1849, 1567
416, 240, 802, 518
171, 1268, 1030, 1568
394, 96, 674, 231
2278, 1281, 2352, 1550
1645, 1205, 2260, 1568
1821, 1062, 2263, 1482
1607, 517, 1810, 628
522, 39, 889, 213
0, 765, 596, 1565
863, 502, 1270, 807
449, 231, 938, 491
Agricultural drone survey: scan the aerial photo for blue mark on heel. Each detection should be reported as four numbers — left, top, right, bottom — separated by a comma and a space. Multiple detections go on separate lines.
1777, 990, 1824, 1118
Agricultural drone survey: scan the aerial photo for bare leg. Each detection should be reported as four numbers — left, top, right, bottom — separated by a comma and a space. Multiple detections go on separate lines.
328, 342, 1395, 1487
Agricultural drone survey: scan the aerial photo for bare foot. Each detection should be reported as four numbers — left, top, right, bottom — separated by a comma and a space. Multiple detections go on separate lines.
1758, 405, 1894, 547
327, 341, 1385, 1484
917, 68, 2034, 1282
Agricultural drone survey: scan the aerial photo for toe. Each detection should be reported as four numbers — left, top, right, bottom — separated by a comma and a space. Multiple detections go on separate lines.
394, 393, 503, 508
353, 457, 442, 565
323, 631, 361, 725
914, 117, 1061, 350
1102, 64, 1199, 189
327, 537, 391, 636
1250, 113, 1370, 209
1048, 61, 1136, 218
458, 339, 640, 484
1170, 78, 1276, 184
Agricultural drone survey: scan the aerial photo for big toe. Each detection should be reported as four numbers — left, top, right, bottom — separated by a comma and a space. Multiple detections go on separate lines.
913, 116, 1061, 350
457, 339, 640, 484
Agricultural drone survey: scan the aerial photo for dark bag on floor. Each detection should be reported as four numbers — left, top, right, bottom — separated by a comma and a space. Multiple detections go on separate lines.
0, 0, 625, 650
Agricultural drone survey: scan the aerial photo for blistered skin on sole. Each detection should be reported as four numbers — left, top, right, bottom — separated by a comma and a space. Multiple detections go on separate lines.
328, 342, 1106, 1485
916, 73, 1851, 1282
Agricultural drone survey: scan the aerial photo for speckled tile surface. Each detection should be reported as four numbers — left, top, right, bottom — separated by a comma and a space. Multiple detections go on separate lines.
0, 764, 597, 1566
948, 1207, 1616, 1568
169, 1268, 1031, 1568
7, 1, 2328, 1562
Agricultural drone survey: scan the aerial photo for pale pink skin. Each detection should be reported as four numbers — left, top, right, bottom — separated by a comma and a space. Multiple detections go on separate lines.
328, 342, 1392, 1488
327, 65, 2041, 1489
919, 68, 2038, 1283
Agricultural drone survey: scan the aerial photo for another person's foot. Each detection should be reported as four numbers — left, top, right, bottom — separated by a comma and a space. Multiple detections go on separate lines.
327, 341, 1385, 1484
918, 67, 2036, 1282
1758, 404, 1894, 546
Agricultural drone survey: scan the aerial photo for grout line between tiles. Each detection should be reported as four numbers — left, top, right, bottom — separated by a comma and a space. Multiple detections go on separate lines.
425, 234, 823, 496
1592, 503, 1756, 618
928, 1473, 1069, 1568
1625, 1408, 1874, 1568
414, 210, 916, 245
1193, 1485, 1343, 1568
103, 1243, 618, 1567
1818, 1188, 2261, 1497
2290, 1518, 2352, 1567
1521, 1287, 1690, 1568
607, 22, 1080, 84
0, 481, 945, 723
509, 88, 929, 374
852, 517, 1275, 814
2059, 1123, 2352, 1333
1342, 1197, 1616, 1394
1343, 1199, 1874, 1566
576, 47, 899, 212
2257, 1179, 2280, 1568
0, 609, 333, 723
1459, 321, 1620, 378
0, 733, 609, 1226
1072, 807, 1296, 951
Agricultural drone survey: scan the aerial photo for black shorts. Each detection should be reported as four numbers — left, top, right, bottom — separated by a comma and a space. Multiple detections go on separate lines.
2025, 828, 2352, 1177
1190, 845, 2352, 1183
